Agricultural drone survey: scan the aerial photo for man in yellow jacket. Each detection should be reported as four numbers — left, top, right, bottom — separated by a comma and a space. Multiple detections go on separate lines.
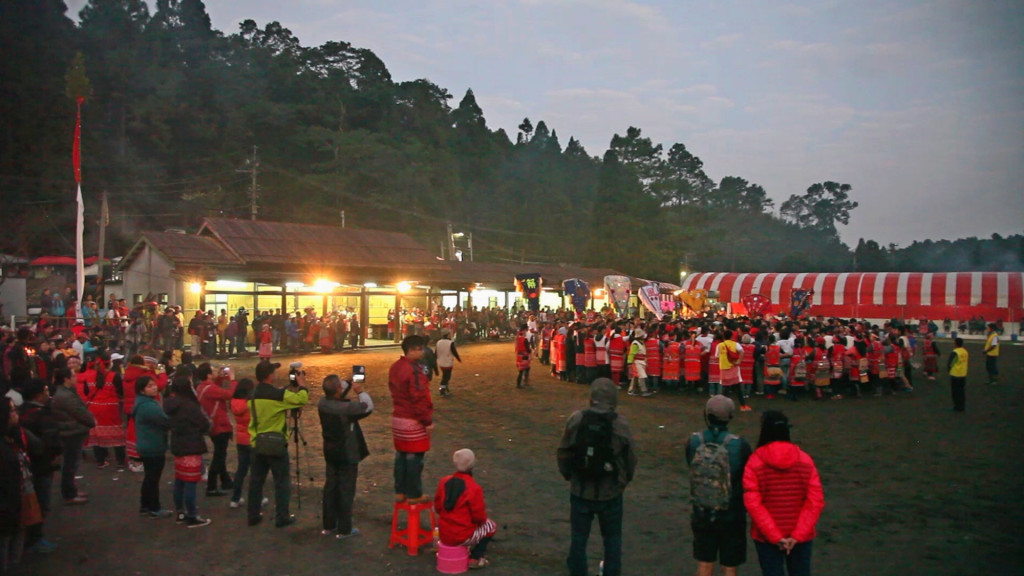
984, 323, 999, 385
947, 338, 968, 412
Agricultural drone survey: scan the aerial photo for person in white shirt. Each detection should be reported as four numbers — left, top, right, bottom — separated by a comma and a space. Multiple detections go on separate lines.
435, 329, 462, 397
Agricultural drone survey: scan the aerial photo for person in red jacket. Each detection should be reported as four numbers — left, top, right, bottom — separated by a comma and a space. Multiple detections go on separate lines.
434, 449, 497, 569
195, 363, 237, 496
389, 336, 434, 504
743, 411, 825, 576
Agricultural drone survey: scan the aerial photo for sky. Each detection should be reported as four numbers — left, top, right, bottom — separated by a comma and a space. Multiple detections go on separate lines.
67, 0, 1024, 247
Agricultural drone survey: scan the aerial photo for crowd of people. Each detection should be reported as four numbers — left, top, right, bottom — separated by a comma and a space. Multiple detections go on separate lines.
0, 291, 1005, 575
504, 308, 1000, 414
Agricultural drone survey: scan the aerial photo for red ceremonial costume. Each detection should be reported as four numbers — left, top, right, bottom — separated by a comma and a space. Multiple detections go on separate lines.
87, 373, 126, 448
662, 340, 681, 381
684, 342, 702, 383
389, 356, 434, 454
644, 337, 662, 378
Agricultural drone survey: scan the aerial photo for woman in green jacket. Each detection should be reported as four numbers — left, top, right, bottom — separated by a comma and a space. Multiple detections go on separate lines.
133, 376, 172, 518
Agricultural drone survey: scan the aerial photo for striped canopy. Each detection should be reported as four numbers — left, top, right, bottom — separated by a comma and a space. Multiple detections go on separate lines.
680, 272, 1024, 321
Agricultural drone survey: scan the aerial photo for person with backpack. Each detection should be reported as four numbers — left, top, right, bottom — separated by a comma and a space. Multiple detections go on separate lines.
557, 378, 637, 576
686, 395, 753, 576
743, 411, 824, 576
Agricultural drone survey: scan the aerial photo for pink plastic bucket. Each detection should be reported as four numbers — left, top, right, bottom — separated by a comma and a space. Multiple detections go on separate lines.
436, 542, 469, 574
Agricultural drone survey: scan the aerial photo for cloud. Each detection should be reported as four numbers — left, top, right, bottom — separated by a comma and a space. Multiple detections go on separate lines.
700, 34, 742, 51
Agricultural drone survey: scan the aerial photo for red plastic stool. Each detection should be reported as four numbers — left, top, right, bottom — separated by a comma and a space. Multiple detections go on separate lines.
390, 500, 436, 556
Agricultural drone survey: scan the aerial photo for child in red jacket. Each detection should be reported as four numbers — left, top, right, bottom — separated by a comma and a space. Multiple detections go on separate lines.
434, 449, 497, 569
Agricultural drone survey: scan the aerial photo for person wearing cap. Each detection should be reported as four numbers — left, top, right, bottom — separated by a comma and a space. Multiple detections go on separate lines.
743, 411, 825, 576
247, 360, 309, 527
557, 378, 637, 576
318, 374, 374, 540
686, 395, 753, 576
434, 449, 497, 569
388, 336, 434, 504
626, 329, 652, 397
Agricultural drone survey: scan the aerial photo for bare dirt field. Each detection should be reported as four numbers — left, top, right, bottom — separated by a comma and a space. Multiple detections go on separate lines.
24, 339, 1024, 576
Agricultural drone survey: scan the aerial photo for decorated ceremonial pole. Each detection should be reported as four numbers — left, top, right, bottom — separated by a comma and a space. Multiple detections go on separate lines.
73, 95, 85, 320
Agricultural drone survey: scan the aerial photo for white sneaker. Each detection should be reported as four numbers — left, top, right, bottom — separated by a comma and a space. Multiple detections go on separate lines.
262, 497, 270, 507
229, 499, 242, 509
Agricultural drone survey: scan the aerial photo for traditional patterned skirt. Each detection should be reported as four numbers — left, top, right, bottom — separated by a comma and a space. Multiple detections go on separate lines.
89, 424, 126, 448
174, 454, 204, 482
516, 353, 531, 371
721, 366, 741, 387
126, 418, 139, 459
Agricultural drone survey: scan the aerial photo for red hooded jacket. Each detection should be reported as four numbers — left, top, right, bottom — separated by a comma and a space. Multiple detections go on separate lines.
743, 441, 825, 544
434, 471, 489, 546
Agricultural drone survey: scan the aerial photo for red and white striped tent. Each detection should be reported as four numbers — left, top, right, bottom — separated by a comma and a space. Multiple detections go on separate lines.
680, 272, 1024, 323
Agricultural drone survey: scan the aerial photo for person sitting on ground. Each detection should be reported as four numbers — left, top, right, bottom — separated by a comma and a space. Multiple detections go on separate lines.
434, 449, 497, 570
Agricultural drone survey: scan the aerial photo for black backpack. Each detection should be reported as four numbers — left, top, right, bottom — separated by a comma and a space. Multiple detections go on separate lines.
572, 410, 618, 479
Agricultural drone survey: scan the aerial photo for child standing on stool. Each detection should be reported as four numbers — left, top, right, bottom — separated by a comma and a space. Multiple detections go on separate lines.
434, 449, 497, 569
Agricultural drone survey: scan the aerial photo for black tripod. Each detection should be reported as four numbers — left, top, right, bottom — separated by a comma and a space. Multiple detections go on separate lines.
291, 410, 309, 509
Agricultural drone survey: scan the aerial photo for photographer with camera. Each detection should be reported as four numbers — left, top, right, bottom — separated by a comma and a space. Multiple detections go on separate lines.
317, 373, 373, 540
247, 360, 309, 528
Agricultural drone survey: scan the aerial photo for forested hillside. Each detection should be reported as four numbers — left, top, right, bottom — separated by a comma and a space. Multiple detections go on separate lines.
2, 0, 1020, 279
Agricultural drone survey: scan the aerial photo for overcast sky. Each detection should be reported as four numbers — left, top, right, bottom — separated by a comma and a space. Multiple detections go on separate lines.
68, 0, 1024, 247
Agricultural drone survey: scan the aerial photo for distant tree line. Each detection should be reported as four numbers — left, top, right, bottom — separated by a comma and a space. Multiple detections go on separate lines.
2, 1, 1020, 279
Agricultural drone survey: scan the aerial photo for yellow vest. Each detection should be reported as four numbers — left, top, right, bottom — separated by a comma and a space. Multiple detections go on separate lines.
950, 347, 968, 378
985, 333, 999, 357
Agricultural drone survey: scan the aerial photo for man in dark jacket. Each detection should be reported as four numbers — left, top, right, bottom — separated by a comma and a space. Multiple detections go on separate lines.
318, 374, 373, 540
19, 379, 62, 552
557, 378, 637, 576
686, 395, 753, 576
50, 368, 95, 504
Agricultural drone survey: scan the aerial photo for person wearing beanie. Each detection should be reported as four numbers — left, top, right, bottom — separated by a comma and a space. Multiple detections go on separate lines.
318, 374, 373, 540
557, 378, 638, 576
686, 395, 753, 576
743, 411, 825, 576
434, 449, 497, 569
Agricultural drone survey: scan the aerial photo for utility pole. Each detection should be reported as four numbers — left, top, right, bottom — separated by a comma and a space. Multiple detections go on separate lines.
97, 191, 109, 301
340, 210, 345, 229
237, 146, 260, 220
447, 223, 456, 261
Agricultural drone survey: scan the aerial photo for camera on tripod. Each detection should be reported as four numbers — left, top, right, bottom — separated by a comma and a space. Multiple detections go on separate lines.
288, 361, 305, 383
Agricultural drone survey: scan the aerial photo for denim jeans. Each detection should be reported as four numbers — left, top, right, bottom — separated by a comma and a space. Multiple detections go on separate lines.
208, 433, 233, 492
173, 479, 198, 518
248, 452, 291, 524
60, 434, 86, 499
141, 455, 166, 512
393, 452, 425, 499
754, 540, 813, 576
231, 444, 252, 502
323, 461, 359, 533
568, 494, 623, 576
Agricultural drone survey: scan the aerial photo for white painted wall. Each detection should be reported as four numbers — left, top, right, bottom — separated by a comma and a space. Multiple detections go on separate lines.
0, 278, 27, 317
122, 245, 182, 306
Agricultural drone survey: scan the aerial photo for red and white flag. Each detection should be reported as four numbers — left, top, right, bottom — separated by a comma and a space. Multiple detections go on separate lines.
74, 97, 85, 320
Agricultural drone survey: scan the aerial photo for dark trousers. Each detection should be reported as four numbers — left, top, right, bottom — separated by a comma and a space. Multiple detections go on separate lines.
93, 445, 126, 466
568, 494, 623, 576
231, 444, 252, 502
724, 384, 747, 407
471, 536, 493, 560
585, 367, 598, 384
208, 433, 233, 492
440, 367, 453, 389
140, 455, 166, 512
754, 540, 813, 576
323, 461, 359, 533
986, 356, 998, 380
951, 376, 966, 411
25, 473, 53, 546
393, 452, 424, 499
60, 435, 86, 500
248, 452, 291, 524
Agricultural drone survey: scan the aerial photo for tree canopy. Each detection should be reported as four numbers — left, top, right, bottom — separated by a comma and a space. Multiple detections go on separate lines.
0, 0, 1019, 278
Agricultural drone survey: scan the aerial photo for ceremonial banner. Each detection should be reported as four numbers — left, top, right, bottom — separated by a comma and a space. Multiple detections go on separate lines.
638, 282, 664, 320
741, 293, 772, 317
514, 274, 542, 313
790, 289, 814, 318
562, 278, 591, 317
678, 289, 709, 313
603, 275, 631, 317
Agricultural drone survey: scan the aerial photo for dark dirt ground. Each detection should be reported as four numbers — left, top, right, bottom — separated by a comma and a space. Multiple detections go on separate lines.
22, 339, 1024, 576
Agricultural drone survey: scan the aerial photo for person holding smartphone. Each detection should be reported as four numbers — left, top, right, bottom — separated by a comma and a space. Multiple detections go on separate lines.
317, 373, 373, 540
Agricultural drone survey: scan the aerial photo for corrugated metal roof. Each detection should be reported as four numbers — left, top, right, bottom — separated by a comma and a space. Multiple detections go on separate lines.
199, 218, 446, 271
138, 232, 242, 267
